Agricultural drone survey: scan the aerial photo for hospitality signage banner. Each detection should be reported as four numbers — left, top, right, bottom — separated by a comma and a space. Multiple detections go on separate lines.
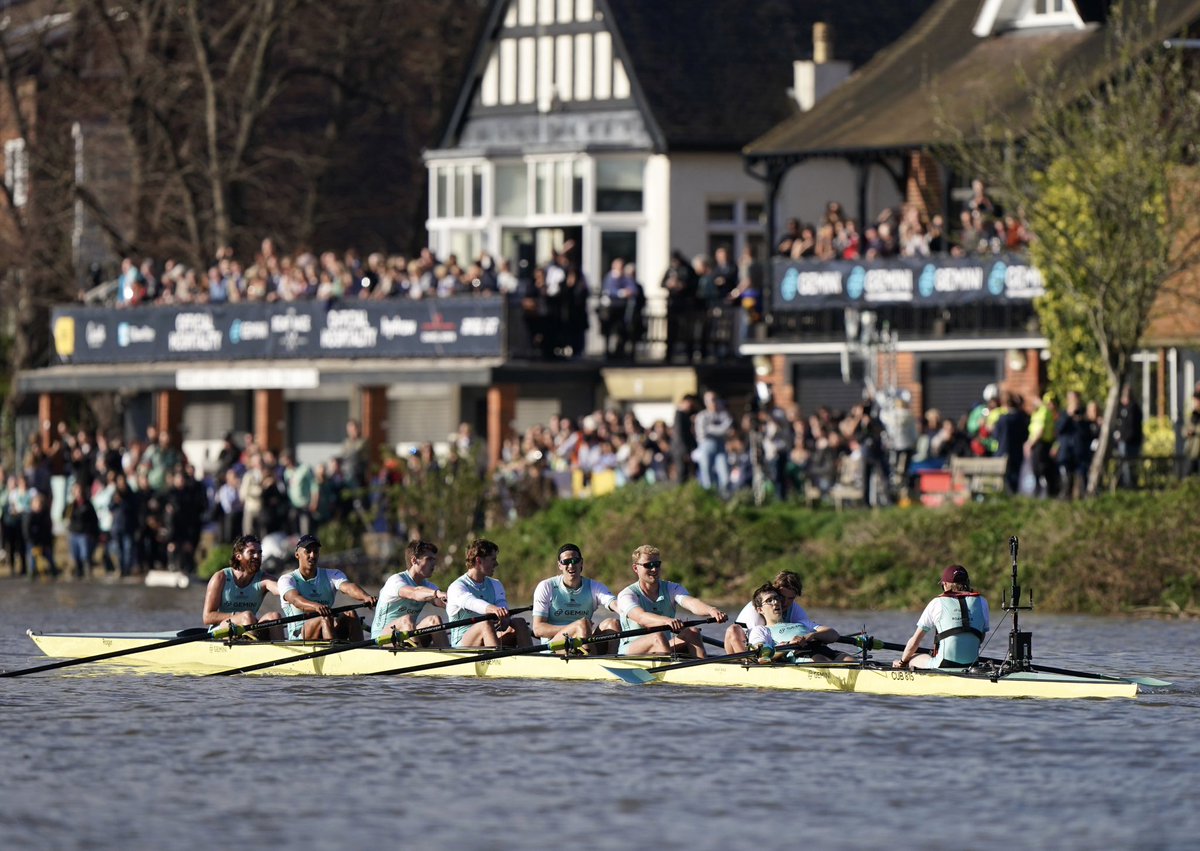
770, 255, 1045, 312
50, 300, 505, 364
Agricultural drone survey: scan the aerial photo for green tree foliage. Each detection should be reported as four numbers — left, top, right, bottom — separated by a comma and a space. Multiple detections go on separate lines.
948, 2, 1200, 493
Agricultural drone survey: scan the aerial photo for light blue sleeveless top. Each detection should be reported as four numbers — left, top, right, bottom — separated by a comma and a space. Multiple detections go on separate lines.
219, 567, 267, 613
371, 572, 439, 636
281, 569, 336, 640
545, 576, 601, 626
447, 575, 502, 647
618, 581, 681, 654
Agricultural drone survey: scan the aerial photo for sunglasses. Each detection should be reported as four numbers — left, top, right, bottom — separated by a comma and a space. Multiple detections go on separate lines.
636, 560, 662, 570
559, 557, 582, 566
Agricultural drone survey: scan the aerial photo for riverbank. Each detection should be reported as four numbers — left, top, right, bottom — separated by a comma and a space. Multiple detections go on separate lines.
485, 480, 1200, 616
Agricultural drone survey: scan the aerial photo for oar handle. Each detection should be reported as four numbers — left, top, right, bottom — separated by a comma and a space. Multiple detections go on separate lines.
211, 602, 366, 640
213, 606, 536, 677
563, 616, 716, 652
370, 617, 716, 677
379, 606, 533, 647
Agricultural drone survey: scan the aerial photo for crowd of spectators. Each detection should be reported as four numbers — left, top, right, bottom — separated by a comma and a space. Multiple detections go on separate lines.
0, 383, 1171, 581
99, 239, 523, 309
777, 180, 1031, 263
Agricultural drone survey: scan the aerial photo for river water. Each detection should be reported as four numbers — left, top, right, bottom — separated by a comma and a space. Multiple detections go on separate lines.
1, 580, 1197, 850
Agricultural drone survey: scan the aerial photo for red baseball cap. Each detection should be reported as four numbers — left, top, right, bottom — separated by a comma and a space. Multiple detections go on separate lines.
941, 565, 969, 585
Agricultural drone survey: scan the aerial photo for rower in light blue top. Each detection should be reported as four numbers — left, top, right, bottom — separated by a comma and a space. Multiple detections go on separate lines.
201, 535, 283, 639
895, 564, 991, 669
727, 570, 847, 660
278, 534, 377, 641
745, 584, 855, 663
531, 543, 620, 654
615, 544, 726, 657
371, 540, 448, 647
445, 538, 532, 649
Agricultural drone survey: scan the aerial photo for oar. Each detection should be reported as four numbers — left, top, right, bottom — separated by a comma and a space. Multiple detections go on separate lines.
833, 638, 1170, 687
207, 606, 534, 676
977, 656, 1172, 688
367, 617, 718, 677
2, 604, 368, 678
606, 646, 764, 684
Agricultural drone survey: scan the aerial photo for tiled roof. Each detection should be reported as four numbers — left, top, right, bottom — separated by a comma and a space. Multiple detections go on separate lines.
745, 0, 1200, 159
605, 0, 938, 151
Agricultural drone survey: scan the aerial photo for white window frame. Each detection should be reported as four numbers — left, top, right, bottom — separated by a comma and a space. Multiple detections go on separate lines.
705, 198, 764, 259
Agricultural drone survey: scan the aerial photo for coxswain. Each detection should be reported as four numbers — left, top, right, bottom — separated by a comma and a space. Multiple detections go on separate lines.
616, 545, 726, 657
745, 584, 854, 662
279, 534, 377, 641
724, 570, 843, 658
445, 538, 532, 648
530, 543, 620, 654
894, 564, 990, 669
371, 539, 449, 647
202, 534, 283, 639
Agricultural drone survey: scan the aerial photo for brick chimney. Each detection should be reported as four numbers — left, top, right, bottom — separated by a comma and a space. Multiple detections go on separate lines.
792, 23, 852, 112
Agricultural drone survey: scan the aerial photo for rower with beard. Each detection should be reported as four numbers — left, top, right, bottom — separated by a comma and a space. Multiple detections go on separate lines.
446, 538, 532, 648
531, 543, 620, 654
894, 564, 990, 669
616, 544, 726, 657
371, 539, 449, 647
279, 534, 377, 641
723, 570, 844, 660
201, 534, 283, 640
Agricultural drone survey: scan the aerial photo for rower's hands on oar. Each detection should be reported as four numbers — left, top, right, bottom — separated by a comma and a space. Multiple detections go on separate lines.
486, 605, 510, 621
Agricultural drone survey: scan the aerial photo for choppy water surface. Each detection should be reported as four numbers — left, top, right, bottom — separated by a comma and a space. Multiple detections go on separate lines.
1, 581, 1197, 850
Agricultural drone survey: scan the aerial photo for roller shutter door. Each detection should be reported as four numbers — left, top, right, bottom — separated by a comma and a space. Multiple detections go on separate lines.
388, 389, 457, 447
182, 398, 236, 441
921, 358, 1000, 422
513, 398, 560, 434
793, 359, 866, 418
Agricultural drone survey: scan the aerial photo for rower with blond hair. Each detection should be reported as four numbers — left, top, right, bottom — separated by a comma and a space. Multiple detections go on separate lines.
616, 544, 726, 657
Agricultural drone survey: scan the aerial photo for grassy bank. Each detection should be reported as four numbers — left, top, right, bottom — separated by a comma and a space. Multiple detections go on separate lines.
484, 481, 1200, 616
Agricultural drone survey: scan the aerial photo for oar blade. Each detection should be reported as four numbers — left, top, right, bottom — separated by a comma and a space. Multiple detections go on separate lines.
602, 665, 659, 685
1129, 675, 1173, 688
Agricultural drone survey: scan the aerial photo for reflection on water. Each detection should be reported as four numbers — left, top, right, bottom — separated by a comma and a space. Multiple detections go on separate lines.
1, 581, 1198, 850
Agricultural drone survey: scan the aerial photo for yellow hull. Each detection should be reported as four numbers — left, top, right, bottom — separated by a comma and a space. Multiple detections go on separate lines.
25, 631, 1139, 699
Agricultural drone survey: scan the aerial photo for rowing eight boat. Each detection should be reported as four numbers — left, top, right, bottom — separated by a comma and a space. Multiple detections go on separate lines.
24, 630, 1146, 699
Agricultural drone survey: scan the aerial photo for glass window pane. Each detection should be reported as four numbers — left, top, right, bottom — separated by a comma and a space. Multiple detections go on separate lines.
536, 162, 553, 214
455, 166, 470, 217
472, 165, 484, 218
707, 232, 735, 258
596, 158, 643, 212
436, 168, 449, 218
495, 163, 527, 217
746, 202, 765, 223
572, 161, 585, 213
707, 202, 735, 223
601, 230, 638, 277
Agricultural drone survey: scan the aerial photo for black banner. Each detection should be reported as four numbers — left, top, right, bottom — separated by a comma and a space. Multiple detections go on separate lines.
51, 299, 506, 365
770, 254, 1044, 312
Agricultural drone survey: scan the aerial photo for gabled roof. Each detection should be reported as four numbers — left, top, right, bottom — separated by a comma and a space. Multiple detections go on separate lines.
437, 0, 938, 154
603, 0, 937, 151
744, 0, 1200, 160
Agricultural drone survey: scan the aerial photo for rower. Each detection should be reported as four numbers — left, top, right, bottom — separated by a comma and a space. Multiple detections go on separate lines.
445, 539, 532, 648
724, 570, 841, 655
371, 540, 449, 647
616, 545, 726, 657
894, 564, 990, 669
746, 584, 854, 662
279, 534, 377, 641
202, 534, 283, 639
530, 543, 620, 654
